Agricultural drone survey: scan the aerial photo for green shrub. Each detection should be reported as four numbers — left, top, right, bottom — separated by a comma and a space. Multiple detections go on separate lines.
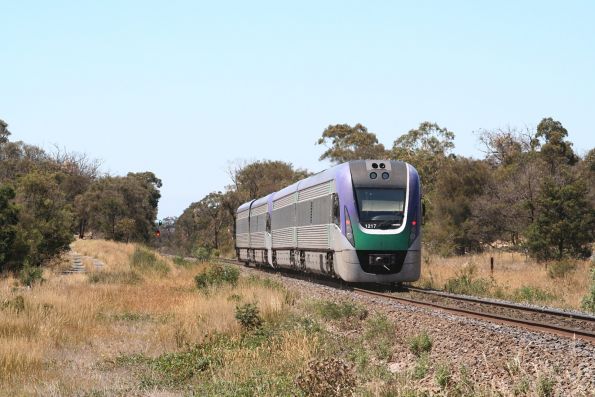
235, 303, 263, 330
581, 267, 595, 313
194, 264, 239, 290
547, 260, 576, 278
310, 300, 368, 321
192, 246, 213, 260
19, 262, 43, 287
88, 271, 143, 284
513, 286, 555, 304
130, 246, 169, 275
408, 331, 432, 356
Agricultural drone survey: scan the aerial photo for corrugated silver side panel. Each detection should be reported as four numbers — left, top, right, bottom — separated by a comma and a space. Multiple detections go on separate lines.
251, 204, 268, 217
236, 233, 250, 247
297, 224, 330, 249
273, 193, 295, 210
250, 231, 266, 248
272, 227, 295, 248
297, 181, 334, 202
237, 210, 249, 220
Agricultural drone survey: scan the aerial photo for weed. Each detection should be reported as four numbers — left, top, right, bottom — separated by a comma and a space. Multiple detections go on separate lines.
536, 374, 555, 397
581, 267, 595, 313
130, 246, 169, 274
408, 331, 432, 356
513, 286, 555, 304
547, 260, 576, 279
172, 256, 194, 267
505, 355, 522, 376
310, 300, 368, 321
365, 313, 394, 360
88, 271, 142, 284
412, 354, 429, 379
227, 293, 242, 302
194, 264, 239, 290
445, 274, 491, 296
435, 362, 451, 389
513, 377, 530, 396
246, 274, 284, 291
110, 312, 152, 322
19, 263, 43, 287
1, 295, 25, 314
295, 358, 355, 397
235, 303, 263, 330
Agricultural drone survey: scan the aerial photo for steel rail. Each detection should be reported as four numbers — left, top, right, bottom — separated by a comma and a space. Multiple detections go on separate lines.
405, 286, 595, 322
217, 258, 595, 341
353, 288, 595, 341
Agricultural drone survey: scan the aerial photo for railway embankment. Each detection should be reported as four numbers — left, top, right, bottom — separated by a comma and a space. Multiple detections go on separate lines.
1, 240, 593, 396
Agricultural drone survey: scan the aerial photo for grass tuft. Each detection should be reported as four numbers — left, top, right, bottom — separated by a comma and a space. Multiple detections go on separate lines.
130, 246, 170, 275
194, 264, 240, 290
408, 331, 432, 356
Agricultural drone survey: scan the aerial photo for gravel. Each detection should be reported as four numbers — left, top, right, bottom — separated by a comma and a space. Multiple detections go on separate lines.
240, 265, 595, 396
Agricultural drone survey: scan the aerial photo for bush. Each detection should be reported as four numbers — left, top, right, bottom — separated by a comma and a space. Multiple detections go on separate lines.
172, 256, 193, 267
235, 303, 263, 330
194, 264, 239, 290
192, 246, 213, 260
581, 267, 595, 313
408, 331, 433, 356
130, 246, 169, 275
444, 264, 491, 296
513, 286, 555, 304
295, 358, 355, 397
547, 260, 576, 278
310, 300, 368, 321
88, 270, 143, 284
19, 263, 43, 287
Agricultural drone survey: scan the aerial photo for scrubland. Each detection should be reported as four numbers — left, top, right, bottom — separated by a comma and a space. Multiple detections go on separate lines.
416, 251, 594, 311
0, 240, 592, 396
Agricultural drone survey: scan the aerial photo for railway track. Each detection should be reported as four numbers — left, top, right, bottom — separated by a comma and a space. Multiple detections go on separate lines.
217, 258, 595, 342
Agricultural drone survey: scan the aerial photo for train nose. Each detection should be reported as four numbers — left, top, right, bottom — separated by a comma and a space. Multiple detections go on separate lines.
374, 256, 386, 264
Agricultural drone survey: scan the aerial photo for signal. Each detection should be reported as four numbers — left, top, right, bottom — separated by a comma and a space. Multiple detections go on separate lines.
155, 230, 161, 238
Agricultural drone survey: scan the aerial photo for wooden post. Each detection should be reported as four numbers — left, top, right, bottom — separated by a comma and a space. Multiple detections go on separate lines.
490, 257, 494, 276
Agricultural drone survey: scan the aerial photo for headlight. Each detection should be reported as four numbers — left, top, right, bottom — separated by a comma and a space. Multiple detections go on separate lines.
345, 207, 355, 247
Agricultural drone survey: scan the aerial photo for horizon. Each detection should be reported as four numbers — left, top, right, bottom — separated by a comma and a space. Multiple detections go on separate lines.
1, 1, 594, 217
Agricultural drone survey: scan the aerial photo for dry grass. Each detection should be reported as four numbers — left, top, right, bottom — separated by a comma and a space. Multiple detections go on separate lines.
0, 239, 294, 396
416, 251, 593, 310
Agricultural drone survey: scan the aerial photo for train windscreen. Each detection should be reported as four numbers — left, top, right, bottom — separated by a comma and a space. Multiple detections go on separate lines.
355, 188, 406, 229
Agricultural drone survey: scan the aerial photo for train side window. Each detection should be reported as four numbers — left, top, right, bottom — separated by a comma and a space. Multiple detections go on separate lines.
332, 193, 340, 226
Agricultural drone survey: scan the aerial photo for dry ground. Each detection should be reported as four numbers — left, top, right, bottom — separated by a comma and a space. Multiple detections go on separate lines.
0, 241, 593, 396
416, 251, 593, 311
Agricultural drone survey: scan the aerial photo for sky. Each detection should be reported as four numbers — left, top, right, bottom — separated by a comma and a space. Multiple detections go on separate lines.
1, 1, 594, 218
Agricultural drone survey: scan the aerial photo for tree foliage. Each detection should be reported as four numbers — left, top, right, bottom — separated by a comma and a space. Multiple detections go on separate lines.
391, 122, 455, 193
526, 178, 594, 260
0, 118, 162, 273
317, 123, 387, 164
0, 185, 19, 268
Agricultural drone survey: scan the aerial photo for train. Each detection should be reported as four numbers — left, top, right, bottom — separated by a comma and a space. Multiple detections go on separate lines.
235, 159, 422, 284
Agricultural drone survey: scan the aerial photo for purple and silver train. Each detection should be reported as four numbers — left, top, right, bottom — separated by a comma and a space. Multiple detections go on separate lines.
235, 160, 422, 284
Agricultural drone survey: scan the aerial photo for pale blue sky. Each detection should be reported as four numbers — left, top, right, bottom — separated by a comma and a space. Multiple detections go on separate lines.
1, 1, 594, 217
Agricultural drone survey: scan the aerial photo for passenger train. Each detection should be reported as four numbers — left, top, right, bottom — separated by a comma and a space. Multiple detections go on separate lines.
235, 160, 422, 284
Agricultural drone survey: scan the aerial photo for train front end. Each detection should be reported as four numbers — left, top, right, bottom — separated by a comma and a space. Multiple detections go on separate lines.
334, 160, 421, 283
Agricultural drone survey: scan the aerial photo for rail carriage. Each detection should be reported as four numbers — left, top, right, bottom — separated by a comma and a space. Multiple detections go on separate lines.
235, 159, 421, 284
